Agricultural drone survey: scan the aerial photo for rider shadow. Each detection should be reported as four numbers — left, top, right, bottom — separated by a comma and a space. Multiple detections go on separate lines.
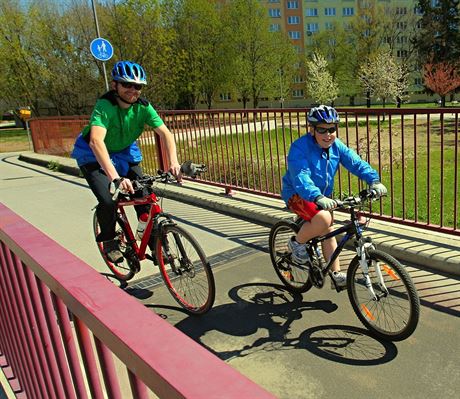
150, 282, 397, 366
100, 272, 154, 300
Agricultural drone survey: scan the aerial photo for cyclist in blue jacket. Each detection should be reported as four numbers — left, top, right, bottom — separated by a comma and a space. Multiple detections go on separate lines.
281, 105, 387, 288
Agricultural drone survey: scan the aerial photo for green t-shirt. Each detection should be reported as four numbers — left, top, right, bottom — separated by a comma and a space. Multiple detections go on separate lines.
82, 92, 164, 152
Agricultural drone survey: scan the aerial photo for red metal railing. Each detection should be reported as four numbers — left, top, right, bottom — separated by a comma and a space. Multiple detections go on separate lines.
0, 203, 276, 398
28, 107, 460, 235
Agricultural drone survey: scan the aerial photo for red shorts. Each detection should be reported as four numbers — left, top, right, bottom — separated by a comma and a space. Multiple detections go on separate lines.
287, 194, 320, 222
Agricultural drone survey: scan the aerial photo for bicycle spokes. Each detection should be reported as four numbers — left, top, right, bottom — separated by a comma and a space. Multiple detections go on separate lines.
156, 224, 215, 315
348, 249, 420, 341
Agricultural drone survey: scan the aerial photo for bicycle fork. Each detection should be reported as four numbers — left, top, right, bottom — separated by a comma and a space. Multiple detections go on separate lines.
356, 238, 388, 301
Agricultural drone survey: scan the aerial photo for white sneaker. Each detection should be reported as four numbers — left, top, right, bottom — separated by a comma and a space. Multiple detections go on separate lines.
331, 271, 347, 289
287, 238, 309, 264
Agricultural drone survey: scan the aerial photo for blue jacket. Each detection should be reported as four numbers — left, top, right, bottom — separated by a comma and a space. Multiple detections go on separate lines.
71, 133, 142, 177
281, 134, 379, 204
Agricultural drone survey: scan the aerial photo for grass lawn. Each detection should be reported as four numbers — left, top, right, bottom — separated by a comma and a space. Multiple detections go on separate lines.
0, 128, 31, 152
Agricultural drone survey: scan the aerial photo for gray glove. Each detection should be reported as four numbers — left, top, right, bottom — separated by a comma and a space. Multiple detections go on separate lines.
315, 195, 337, 210
370, 182, 387, 197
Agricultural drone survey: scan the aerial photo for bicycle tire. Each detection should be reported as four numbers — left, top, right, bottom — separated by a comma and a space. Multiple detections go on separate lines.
347, 249, 420, 341
268, 220, 312, 293
93, 211, 137, 281
156, 224, 215, 315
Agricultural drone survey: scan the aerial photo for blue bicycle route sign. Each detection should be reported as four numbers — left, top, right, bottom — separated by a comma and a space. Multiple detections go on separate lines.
90, 38, 114, 62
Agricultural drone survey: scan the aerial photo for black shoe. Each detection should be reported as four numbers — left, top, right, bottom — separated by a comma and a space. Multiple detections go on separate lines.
102, 239, 123, 263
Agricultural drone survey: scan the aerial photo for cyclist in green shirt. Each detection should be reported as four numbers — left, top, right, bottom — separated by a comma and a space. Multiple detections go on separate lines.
72, 60, 180, 263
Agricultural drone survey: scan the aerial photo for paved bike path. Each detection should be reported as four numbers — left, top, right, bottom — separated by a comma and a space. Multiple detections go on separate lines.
141, 250, 460, 399
2, 152, 460, 398
18, 151, 460, 277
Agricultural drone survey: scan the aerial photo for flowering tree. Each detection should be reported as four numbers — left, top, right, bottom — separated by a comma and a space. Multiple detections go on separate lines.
359, 49, 408, 108
305, 52, 339, 105
423, 62, 460, 107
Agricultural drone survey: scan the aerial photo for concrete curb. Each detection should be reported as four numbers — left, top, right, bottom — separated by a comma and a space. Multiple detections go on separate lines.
17, 153, 460, 276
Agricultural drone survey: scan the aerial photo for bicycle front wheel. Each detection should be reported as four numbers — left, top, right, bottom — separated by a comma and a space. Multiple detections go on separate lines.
269, 220, 312, 293
156, 225, 215, 315
347, 249, 420, 341
93, 212, 137, 281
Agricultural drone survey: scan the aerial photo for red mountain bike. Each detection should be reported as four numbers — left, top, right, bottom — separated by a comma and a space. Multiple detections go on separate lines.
93, 162, 215, 315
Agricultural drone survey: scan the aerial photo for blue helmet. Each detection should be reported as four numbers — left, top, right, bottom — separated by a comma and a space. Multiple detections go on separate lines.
111, 61, 147, 85
307, 105, 340, 125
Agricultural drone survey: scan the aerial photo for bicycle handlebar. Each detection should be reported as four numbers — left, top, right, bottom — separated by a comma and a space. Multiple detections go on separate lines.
315, 189, 384, 211
111, 161, 207, 201
335, 189, 384, 209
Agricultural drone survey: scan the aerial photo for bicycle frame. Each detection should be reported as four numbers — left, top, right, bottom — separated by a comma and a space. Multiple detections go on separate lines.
116, 191, 163, 261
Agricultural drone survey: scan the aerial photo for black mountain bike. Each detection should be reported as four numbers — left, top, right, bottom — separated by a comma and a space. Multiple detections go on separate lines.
269, 190, 420, 341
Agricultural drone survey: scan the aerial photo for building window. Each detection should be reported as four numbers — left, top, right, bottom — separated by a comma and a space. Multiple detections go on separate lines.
288, 16, 300, 24
305, 8, 318, 16
269, 23, 281, 32
343, 7, 354, 16
269, 8, 281, 18
328, 38, 336, 46
396, 21, 407, 30
293, 76, 303, 83
268, 0, 280, 3
414, 6, 423, 15
287, 1, 299, 9
219, 93, 231, 101
325, 7, 336, 16
306, 23, 319, 33
292, 89, 304, 98
396, 36, 408, 44
325, 22, 334, 30
289, 31, 301, 39
293, 45, 301, 53
396, 7, 407, 15
414, 77, 423, 85
397, 50, 408, 58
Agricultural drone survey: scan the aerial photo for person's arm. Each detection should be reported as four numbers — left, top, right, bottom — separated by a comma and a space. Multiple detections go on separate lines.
154, 124, 181, 178
88, 125, 134, 193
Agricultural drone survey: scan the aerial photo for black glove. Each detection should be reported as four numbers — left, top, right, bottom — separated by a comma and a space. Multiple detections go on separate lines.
109, 177, 124, 195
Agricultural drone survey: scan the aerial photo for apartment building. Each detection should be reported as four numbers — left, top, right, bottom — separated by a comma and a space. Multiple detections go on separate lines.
264, 0, 424, 106
211, 0, 454, 108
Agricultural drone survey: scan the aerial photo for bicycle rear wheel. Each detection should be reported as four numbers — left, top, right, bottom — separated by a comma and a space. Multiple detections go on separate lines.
269, 220, 312, 293
347, 249, 420, 341
93, 212, 138, 281
156, 224, 215, 315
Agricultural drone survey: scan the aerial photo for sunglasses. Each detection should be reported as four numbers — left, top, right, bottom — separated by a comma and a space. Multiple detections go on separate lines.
315, 126, 337, 134
119, 82, 143, 91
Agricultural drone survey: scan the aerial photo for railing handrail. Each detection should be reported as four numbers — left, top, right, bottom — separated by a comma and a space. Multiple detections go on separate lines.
0, 202, 275, 398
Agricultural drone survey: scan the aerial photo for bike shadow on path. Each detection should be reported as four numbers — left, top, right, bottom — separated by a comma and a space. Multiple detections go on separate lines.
147, 282, 397, 366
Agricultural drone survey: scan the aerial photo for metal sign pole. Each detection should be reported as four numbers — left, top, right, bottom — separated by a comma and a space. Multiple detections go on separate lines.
91, 0, 109, 91
25, 119, 33, 151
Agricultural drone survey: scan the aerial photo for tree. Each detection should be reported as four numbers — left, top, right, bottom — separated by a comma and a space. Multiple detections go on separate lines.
423, 61, 460, 106
0, 0, 100, 116
414, 0, 460, 64
304, 52, 339, 105
306, 23, 357, 105
103, 0, 180, 108
359, 49, 408, 108
172, 0, 228, 109
224, 0, 296, 108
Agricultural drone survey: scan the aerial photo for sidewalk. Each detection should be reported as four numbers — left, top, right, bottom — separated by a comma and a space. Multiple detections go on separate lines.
18, 151, 460, 277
